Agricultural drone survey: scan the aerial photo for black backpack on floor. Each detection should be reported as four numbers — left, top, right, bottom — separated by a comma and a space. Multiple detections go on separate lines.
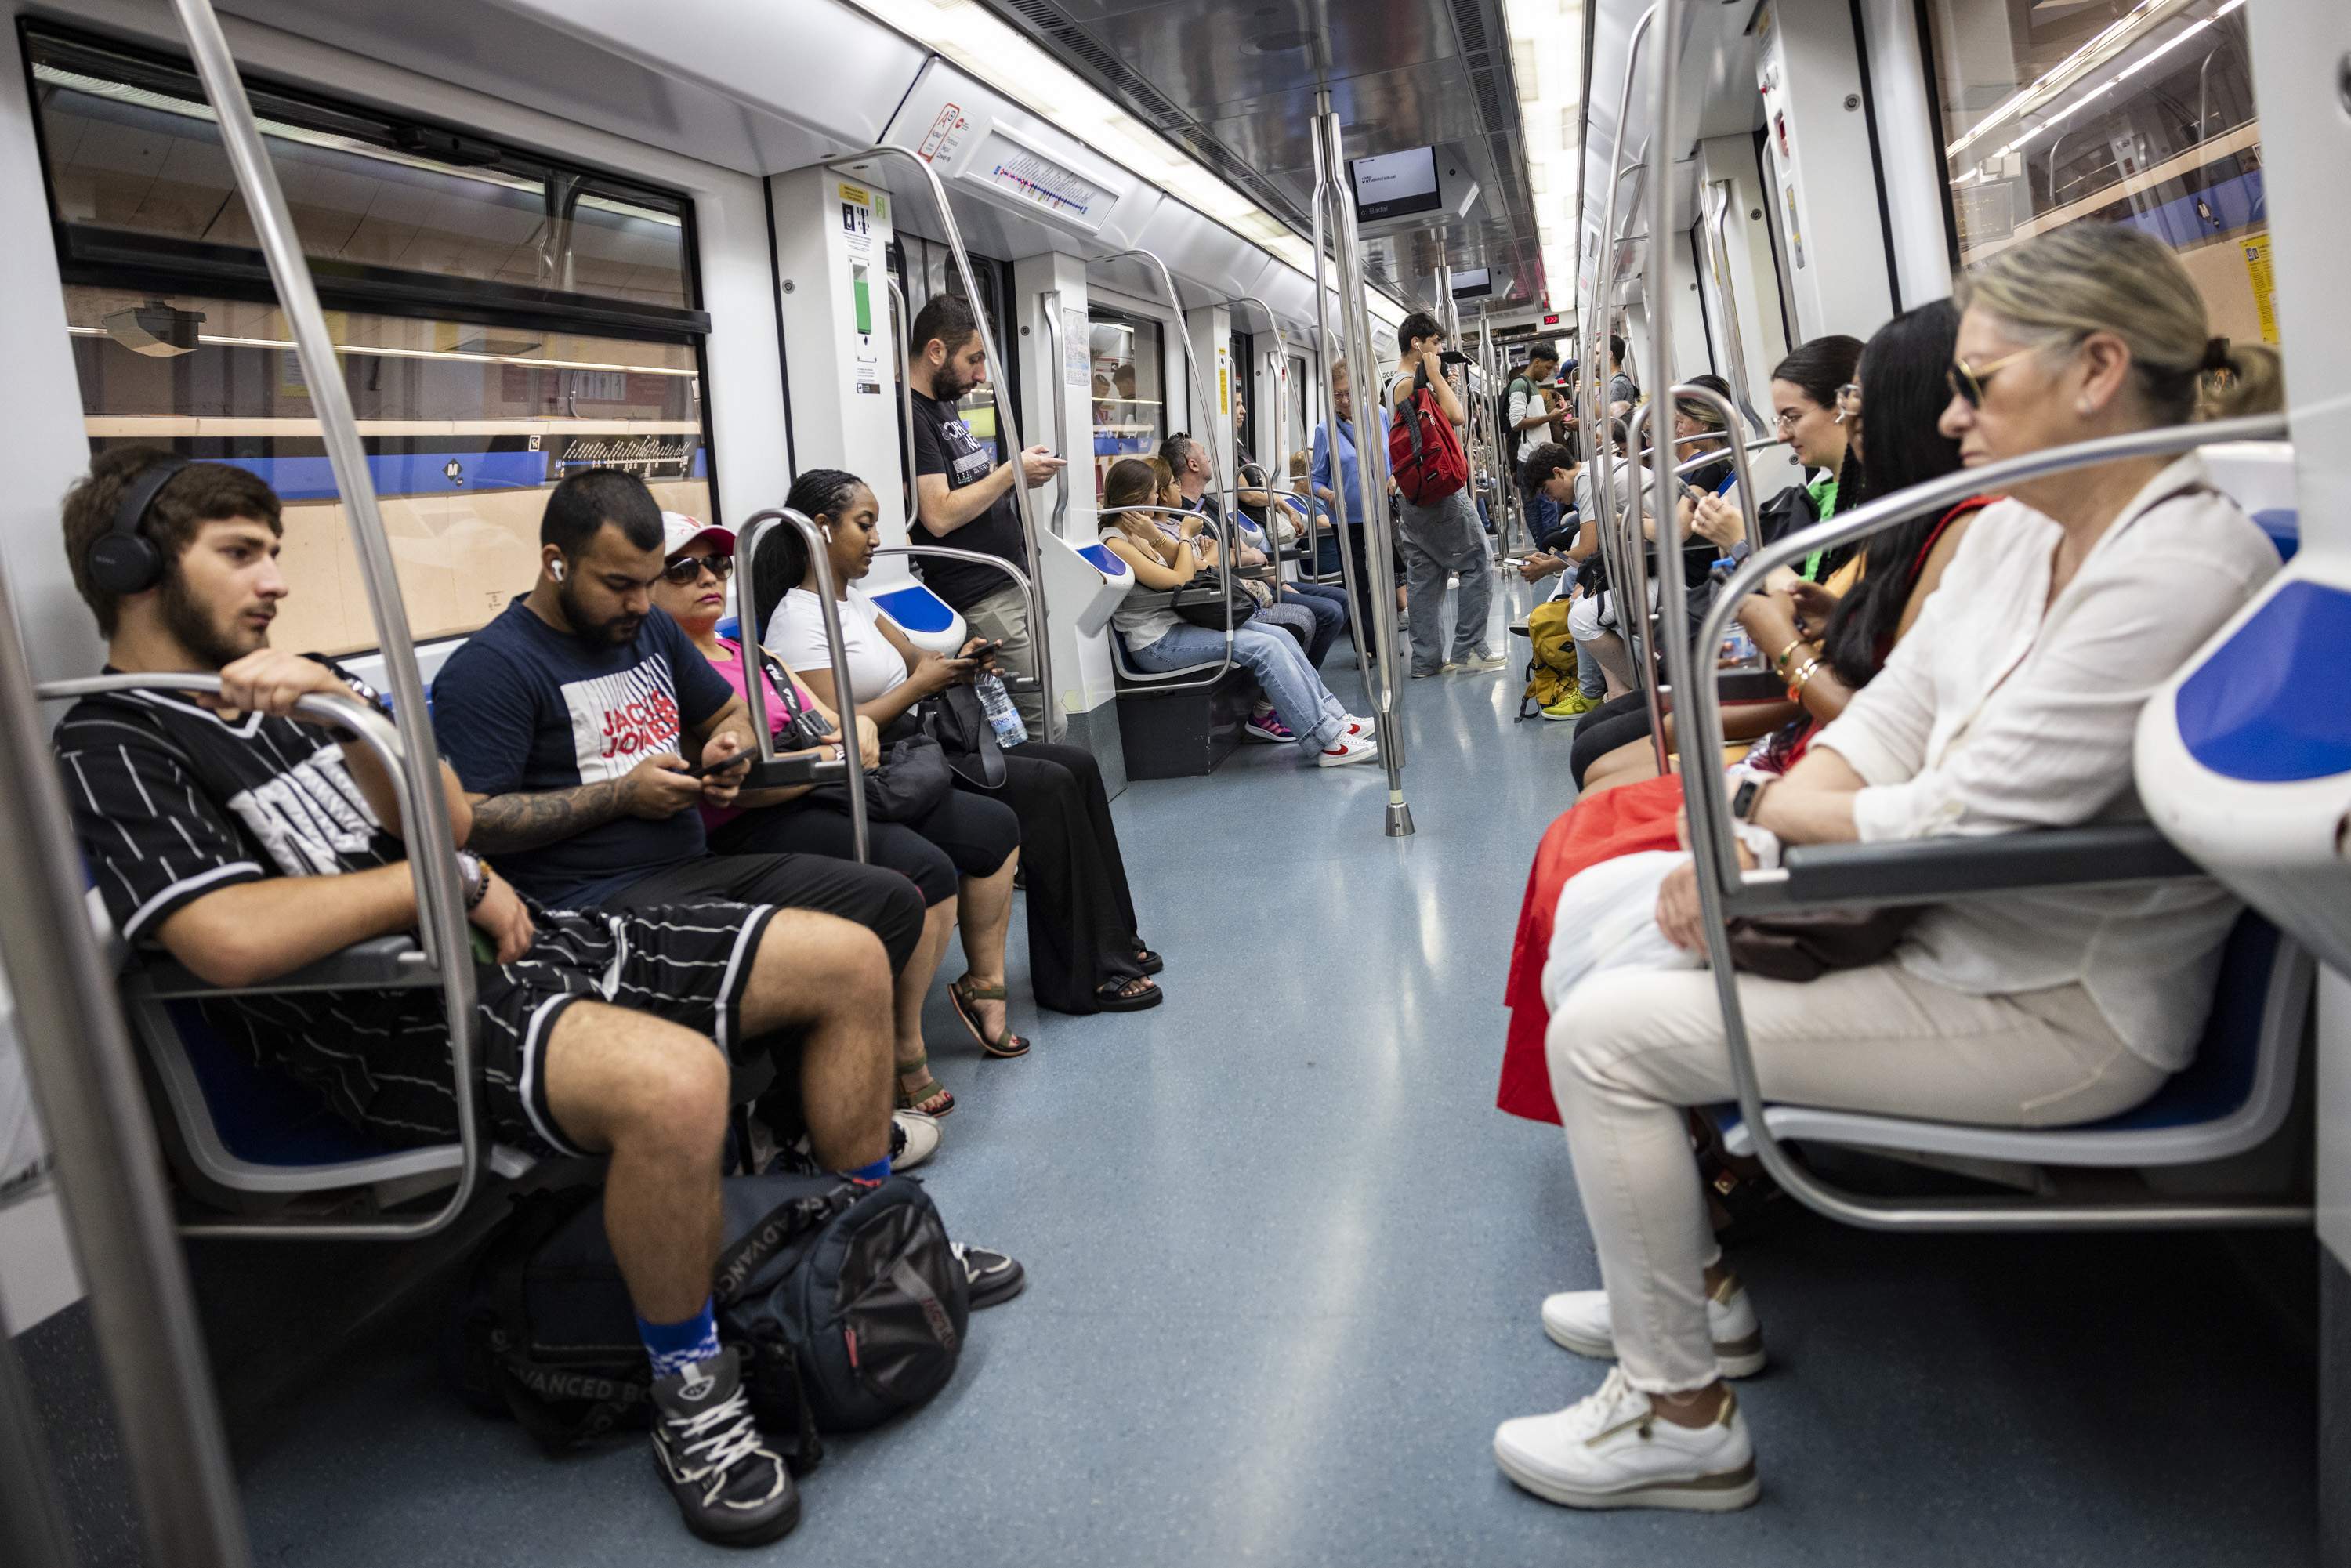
444, 1171, 967, 1466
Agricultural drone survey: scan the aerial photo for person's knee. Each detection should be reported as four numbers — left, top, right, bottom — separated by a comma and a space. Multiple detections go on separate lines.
613, 1029, 730, 1160
1545, 969, 1662, 1093
762, 908, 893, 1016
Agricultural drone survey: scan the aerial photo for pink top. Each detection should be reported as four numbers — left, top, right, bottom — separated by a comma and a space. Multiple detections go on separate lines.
700, 637, 822, 831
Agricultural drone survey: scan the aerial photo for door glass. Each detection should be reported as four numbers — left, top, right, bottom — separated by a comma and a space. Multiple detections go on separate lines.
1088, 306, 1164, 500
1924, 0, 2275, 346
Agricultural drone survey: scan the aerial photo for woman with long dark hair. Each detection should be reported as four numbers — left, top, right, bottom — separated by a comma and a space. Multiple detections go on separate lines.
759, 469, 1165, 1017
1497, 299, 1981, 1126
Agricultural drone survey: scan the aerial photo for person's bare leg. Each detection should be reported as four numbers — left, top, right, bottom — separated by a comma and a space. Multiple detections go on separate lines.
896, 897, 955, 1114
734, 908, 893, 1171
1578, 740, 1665, 798
541, 1002, 731, 1322
1589, 629, 1636, 699
956, 849, 1018, 1039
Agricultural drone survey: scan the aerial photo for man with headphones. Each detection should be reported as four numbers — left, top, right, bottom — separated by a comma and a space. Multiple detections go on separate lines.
50, 447, 913, 1545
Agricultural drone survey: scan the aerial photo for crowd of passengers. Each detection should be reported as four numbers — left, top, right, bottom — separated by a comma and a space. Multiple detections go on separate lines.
1483, 221, 2285, 1514
46, 286, 1244, 1549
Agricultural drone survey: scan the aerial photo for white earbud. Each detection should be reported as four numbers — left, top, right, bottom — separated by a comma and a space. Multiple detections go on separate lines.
549, 557, 567, 581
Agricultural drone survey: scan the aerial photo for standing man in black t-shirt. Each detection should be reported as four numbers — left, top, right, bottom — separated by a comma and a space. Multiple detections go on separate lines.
50, 449, 903, 1547
905, 292, 1063, 734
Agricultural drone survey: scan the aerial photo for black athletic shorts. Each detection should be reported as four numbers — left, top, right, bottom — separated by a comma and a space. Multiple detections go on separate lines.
198, 899, 778, 1161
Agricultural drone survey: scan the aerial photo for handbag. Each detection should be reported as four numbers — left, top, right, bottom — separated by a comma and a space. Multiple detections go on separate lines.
919, 681, 1007, 790
1169, 570, 1257, 631
1724, 906, 1922, 983
750, 647, 955, 823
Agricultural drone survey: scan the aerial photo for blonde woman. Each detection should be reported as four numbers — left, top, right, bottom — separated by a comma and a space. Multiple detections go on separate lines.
1496, 222, 2283, 1512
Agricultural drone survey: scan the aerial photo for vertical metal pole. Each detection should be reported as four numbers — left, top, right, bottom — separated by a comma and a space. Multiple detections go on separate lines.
1308, 122, 1378, 688
1320, 95, 1415, 836
1704, 182, 1769, 433
0, 589, 248, 1567
1041, 288, 1072, 539
886, 277, 918, 525
734, 510, 870, 862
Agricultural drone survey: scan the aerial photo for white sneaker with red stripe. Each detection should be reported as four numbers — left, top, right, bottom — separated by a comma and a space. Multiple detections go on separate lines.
1316, 734, 1381, 768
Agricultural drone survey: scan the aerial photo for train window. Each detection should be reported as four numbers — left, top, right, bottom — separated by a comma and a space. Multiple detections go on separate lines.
61, 284, 710, 655
1925, 0, 2276, 348
24, 26, 701, 323
1089, 305, 1165, 498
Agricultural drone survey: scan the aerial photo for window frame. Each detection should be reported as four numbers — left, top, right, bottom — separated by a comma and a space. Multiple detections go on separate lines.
25, 20, 724, 658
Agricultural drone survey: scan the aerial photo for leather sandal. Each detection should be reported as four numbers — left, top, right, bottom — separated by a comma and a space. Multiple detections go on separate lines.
1093, 973, 1163, 1012
1134, 945, 1165, 976
897, 1054, 955, 1117
949, 976, 1030, 1059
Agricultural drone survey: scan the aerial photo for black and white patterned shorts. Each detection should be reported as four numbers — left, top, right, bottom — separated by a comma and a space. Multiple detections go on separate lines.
200, 900, 778, 1160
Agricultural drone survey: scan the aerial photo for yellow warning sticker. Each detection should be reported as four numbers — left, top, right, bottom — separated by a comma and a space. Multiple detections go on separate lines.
2241, 235, 2278, 345
839, 182, 871, 207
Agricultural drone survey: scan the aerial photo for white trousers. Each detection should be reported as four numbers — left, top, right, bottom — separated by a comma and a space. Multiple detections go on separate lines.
1543, 959, 2167, 1392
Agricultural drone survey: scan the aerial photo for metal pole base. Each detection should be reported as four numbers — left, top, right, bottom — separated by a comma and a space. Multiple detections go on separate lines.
1385, 799, 1416, 838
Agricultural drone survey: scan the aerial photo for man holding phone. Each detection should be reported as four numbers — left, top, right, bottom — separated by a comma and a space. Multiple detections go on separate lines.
906, 292, 1064, 737
1389, 312, 1502, 679
431, 469, 922, 971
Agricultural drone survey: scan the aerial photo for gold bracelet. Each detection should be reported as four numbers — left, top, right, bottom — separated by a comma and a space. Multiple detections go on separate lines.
1771, 637, 1806, 675
1787, 657, 1824, 698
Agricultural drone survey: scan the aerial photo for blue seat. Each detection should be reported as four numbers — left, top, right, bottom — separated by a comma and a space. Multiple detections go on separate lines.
2252, 507, 2298, 563
1714, 911, 2311, 1168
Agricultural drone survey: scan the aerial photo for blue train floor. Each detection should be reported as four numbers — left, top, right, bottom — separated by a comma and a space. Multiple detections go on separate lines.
231, 581, 2318, 1566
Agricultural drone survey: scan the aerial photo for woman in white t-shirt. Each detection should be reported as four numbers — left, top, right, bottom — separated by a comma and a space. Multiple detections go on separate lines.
760, 469, 1165, 1016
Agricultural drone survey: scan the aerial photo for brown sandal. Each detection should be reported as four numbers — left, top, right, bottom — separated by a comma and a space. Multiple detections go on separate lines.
949, 976, 1030, 1058
897, 1053, 955, 1117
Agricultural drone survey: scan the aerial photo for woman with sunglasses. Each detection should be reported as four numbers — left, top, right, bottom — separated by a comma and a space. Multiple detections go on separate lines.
649, 512, 1023, 1120
1493, 222, 2282, 1515
760, 469, 1168, 1018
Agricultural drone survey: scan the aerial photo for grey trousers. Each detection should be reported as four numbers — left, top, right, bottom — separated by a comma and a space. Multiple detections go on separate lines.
960, 582, 1043, 733
1398, 490, 1493, 674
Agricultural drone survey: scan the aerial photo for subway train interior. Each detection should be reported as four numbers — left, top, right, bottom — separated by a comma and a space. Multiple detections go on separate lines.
2, 0, 2348, 1562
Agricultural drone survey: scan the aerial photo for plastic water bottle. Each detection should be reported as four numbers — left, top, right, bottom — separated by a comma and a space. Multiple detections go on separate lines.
975, 671, 1027, 748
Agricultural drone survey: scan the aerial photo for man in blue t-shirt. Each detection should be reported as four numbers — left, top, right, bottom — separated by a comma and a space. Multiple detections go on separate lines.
431, 469, 920, 972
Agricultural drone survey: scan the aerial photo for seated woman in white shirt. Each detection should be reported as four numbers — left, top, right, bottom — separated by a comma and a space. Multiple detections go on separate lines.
1097, 458, 1379, 768
1494, 221, 2285, 1513
762, 469, 1165, 1017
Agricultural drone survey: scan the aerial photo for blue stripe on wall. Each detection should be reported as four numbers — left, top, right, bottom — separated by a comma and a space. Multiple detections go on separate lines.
217, 451, 553, 502
2110, 168, 2266, 252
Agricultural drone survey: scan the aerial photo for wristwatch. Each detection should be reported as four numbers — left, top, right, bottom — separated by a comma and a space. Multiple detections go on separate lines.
1730, 775, 1773, 826
453, 849, 490, 910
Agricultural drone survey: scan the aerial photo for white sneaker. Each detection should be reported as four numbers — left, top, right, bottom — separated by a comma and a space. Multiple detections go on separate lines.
1342, 715, 1378, 739
891, 1110, 940, 1171
1541, 1276, 1766, 1378
1494, 1367, 1759, 1512
1410, 662, 1458, 679
1316, 734, 1381, 768
1454, 649, 1509, 674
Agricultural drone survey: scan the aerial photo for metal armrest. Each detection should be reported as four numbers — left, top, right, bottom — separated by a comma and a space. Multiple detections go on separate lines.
134, 935, 435, 998
1745, 824, 2201, 914
741, 755, 847, 791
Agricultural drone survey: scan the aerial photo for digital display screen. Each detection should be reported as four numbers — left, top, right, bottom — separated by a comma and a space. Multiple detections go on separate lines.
1350, 148, 1442, 223
1451, 267, 1493, 298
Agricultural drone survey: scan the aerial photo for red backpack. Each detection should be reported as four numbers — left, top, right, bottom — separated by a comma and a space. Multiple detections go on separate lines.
1386, 368, 1469, 505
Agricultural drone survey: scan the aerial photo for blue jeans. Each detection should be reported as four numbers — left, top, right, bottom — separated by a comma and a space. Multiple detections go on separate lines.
1128, 622, 1348, 755
1279, 583, 1349, 666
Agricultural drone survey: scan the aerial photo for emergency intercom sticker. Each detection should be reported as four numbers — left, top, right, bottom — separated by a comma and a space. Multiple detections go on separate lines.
920, 103, 968, 164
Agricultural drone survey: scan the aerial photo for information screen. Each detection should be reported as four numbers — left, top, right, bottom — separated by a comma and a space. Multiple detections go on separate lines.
1350, 148, 1442, 223
1451, 267, 1493, 299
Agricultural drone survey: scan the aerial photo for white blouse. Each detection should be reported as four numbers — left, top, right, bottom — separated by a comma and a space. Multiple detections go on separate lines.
1813, 454, 2280, 1070
765, 587, 909, 706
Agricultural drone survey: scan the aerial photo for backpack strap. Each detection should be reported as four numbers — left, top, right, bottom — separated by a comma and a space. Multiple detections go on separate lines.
712, 1186, 842, 1305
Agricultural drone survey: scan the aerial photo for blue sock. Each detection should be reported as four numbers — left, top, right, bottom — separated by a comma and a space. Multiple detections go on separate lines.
637, 1298, 721, 1382
842, 1153, 891, 1183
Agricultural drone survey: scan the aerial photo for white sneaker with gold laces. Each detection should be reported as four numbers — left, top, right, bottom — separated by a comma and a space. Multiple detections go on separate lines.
1493, 1367, 1759, 1512
1541, 1275, 1766, 1378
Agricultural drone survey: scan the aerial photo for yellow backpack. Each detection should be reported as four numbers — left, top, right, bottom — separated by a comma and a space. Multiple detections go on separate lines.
1516, 596, 1580, 720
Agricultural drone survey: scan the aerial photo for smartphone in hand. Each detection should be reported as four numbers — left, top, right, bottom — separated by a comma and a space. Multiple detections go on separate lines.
683, 752, 754, 780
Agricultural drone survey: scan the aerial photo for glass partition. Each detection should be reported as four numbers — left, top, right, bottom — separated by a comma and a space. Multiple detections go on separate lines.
1924, 0, 2275, 346
1088, 305, 1164, 498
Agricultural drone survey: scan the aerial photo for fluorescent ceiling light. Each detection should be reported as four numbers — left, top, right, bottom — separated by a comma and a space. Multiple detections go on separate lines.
1983, 0, 2241, 163
842, 0, 1391, 320
1505, 0, 1584, 310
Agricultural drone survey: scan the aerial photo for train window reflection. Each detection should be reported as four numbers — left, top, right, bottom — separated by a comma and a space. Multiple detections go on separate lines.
61, 287, 712, 655
1926, 0, 2277, 348
1089, 306, 1164, 499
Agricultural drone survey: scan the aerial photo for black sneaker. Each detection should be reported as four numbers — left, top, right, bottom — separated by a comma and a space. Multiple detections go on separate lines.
953, 1242, 1027, 1309
650, 1348, 800, 1547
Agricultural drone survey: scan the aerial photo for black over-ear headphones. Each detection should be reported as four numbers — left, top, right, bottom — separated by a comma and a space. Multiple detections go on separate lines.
87, 458, 190, 596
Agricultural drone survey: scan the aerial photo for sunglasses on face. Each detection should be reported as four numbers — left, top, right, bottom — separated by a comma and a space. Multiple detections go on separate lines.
661, 553, 735, 586
1946, 346, 2045, 408
1835, 383, 1863, 426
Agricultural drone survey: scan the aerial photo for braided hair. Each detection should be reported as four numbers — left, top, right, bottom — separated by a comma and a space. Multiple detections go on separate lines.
752, 469, 867, 630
